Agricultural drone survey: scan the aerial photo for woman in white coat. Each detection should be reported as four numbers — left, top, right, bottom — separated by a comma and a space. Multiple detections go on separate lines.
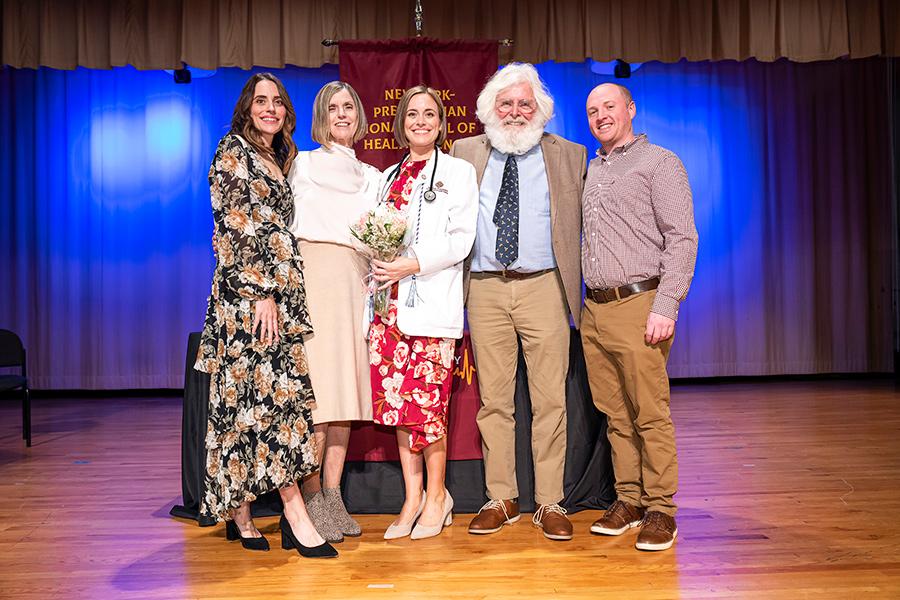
368, 85, 478, 540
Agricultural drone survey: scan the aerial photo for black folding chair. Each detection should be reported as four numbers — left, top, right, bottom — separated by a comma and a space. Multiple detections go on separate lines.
0, 329, 31, 447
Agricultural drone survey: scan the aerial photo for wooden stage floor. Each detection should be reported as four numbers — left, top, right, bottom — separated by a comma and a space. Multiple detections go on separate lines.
1, 380, 899, 599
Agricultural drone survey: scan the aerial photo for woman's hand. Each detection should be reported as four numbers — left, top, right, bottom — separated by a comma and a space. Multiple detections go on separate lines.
253, 297, 280, 346
372, 257, 420, 291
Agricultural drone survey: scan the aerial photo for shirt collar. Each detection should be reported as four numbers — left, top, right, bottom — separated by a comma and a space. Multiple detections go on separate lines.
597, 133, 647, 159
493, 142, 542, 161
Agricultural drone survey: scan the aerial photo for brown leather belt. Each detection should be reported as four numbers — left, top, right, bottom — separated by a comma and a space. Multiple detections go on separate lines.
478, 268, 553, 280
586, 277, 660, 303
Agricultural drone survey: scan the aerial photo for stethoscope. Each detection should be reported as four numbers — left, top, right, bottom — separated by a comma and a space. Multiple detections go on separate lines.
373, 146, 440, 312
380, 146, 439, 203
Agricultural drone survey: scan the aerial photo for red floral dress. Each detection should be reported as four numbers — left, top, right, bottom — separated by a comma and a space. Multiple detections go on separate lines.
369, 160, 456, 452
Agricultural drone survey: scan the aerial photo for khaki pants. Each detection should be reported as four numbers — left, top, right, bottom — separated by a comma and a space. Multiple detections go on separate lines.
467, 270, 570, 505
580, 290, 678, 516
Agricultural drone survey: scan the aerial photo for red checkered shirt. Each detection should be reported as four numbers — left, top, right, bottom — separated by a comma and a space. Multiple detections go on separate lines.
581, 134, 698, 321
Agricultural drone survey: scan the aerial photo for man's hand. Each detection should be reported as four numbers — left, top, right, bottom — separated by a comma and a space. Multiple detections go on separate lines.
645, 312, 675, 345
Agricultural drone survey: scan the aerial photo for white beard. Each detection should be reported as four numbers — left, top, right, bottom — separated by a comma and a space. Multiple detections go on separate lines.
483, 116, 546, 155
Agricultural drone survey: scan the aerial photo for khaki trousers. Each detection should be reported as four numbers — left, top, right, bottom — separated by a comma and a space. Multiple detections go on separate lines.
580, 290, 678, 516
467, 270, 570, 505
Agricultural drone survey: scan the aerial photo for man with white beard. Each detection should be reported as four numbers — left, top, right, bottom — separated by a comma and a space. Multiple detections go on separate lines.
451, 63, 586, 541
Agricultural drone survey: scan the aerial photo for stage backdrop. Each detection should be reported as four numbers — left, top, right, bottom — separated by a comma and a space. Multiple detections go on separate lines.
339, 38, 497, 170
0, 58, 893, 388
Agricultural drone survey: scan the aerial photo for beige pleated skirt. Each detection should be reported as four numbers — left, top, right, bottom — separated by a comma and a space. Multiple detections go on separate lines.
299, 241, 373, 424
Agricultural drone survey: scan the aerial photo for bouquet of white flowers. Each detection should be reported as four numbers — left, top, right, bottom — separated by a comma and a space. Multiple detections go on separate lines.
350, 203, 408, 318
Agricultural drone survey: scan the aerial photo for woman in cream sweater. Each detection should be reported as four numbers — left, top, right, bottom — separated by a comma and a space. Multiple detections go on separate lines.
287, 81, 380, 542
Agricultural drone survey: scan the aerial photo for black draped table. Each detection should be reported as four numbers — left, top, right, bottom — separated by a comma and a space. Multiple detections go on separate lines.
170, 329, 614, 526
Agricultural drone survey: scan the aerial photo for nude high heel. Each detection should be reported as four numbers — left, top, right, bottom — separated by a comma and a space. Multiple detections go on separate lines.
383, 492, 426, 540
410, 491, 454, 540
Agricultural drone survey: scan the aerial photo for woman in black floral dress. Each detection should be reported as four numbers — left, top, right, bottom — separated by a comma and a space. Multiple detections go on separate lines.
195, 73, 336, 558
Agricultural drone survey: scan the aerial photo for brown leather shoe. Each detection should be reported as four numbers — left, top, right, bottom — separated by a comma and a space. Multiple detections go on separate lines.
468, 499, 520, 534
532, 504, 573, 541
635, 511, 677, 551
590, 500, 645, 536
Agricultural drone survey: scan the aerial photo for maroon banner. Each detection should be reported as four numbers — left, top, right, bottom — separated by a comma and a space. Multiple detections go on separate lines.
339, 38, 498, 170
346, 334, 483, 462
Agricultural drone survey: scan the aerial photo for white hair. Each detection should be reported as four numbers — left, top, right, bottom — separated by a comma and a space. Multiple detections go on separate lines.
475, 62, 555, 127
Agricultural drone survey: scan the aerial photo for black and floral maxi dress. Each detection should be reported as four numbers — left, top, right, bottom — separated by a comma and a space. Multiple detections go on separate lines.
194, 133, 318, 521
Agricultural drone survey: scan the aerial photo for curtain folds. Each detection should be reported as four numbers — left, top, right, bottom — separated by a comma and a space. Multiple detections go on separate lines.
3, 0, 900, 70
0, 58, 892, 388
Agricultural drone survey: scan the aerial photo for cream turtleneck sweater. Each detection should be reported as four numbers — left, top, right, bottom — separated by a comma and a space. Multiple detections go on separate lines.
287, 143, 382, 246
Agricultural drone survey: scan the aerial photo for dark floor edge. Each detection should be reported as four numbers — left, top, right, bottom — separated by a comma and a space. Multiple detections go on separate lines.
8, 372, 896, 398
671, 372, 895, 386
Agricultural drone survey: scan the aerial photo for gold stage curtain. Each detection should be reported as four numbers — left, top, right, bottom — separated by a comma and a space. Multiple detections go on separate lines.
3, 0, 899, 69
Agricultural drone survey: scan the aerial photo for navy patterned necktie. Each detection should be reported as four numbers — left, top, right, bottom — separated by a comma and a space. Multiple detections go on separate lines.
493, 154, 519, 266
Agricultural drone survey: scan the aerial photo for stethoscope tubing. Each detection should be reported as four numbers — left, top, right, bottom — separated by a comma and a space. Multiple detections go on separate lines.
379, 146, 439, 204
375, 146, 439, 305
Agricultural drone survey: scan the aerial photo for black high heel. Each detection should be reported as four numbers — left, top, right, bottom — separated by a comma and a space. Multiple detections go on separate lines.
225, 519, 270, 551
280, 515, 338, 558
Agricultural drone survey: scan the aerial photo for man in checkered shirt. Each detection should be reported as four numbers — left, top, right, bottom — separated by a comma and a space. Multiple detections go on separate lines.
580, 83, 698, 552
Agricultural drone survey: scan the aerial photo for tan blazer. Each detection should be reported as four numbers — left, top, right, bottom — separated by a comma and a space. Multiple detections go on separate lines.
450, 133, 587, 327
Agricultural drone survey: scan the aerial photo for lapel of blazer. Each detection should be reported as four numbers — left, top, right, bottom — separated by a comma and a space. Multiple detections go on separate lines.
473, 136, 492, 185
540, 133, 562, 230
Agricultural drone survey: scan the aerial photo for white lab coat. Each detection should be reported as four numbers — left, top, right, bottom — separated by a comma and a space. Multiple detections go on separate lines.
381, 149, 478, 339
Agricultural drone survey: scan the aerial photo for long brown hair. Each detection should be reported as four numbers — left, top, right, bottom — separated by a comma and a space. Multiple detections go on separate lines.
230, 73, 298, 175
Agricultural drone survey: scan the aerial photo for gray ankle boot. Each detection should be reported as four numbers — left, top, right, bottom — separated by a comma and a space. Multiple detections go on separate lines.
302, 489, 343, 543
323, 487, 362, 537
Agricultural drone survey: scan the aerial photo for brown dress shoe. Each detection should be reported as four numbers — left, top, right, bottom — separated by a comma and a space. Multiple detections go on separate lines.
635, 511, 677, 551
532, 504, 573, 541
468, 499, 520, 534
590, 500, 645, 536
